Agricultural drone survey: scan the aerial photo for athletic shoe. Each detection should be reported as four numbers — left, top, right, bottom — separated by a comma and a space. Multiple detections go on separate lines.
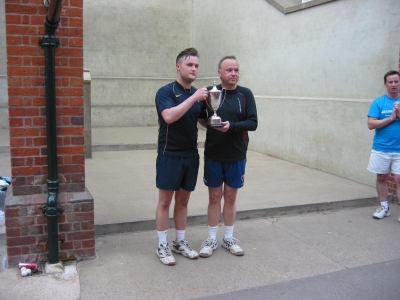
372, 206, 390, 219
172, 240, 199, 259
199, 238, 218, 258
222, 237, 244, 256
157, 243, 176, 266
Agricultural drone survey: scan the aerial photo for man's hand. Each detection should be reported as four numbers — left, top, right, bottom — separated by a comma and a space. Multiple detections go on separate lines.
192, 87, 208, 103
395, 101, 400, 119
214, 121, 230, 132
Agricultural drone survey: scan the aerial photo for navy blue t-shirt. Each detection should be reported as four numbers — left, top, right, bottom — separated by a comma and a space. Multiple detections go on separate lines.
155, 81, 207, 157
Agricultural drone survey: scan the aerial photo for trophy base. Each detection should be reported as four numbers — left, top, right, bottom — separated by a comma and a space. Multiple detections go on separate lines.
208, 116, 222, 128
208, 123, 223, 128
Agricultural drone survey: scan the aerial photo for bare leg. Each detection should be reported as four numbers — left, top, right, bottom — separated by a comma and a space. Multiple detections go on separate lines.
208, 186, 223, 227
394, 174, 400, 203
376, 174, 389, 202
222, 184, 238, 226
173, 188, 191, 230
156, 189, 174, 231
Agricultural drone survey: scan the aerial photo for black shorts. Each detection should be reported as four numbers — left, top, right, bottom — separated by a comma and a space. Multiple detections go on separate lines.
156, 154, 200, 191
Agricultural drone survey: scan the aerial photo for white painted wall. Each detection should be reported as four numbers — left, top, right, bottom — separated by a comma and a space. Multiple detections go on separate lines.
192, 0, 399, 186
83, 0, 193, 127
1, 0, 399, 186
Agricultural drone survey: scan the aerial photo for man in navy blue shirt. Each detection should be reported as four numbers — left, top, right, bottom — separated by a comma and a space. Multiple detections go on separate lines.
198, 56, 258, 258
155, 48, 208, 266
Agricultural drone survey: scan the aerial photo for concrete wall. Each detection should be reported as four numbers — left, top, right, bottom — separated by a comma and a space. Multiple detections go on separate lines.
1, 0, 399, 187
0, 1, 8, 129
83, 0, 193, 127
192, 0, 400, 187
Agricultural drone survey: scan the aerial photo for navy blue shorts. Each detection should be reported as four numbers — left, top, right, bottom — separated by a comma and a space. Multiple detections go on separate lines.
156, 154, 200, 191
203, 156, 246, 188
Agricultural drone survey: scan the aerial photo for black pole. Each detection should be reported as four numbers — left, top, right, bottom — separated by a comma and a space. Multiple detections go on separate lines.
39, 0, 64, 265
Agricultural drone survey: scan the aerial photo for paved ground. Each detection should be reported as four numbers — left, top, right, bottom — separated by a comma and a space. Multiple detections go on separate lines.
0, 127, 399, 300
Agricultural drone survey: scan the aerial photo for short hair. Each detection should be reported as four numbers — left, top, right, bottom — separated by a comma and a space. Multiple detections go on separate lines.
176, 48, 199, 64
384, 70, 400, 83
218, 55, 237, 70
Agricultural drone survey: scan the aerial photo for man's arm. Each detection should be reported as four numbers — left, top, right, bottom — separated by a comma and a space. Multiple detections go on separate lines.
367, 100, 399, 129
161, 87, 208, 124
367, 114, 396, 130
227, 89, 258, 132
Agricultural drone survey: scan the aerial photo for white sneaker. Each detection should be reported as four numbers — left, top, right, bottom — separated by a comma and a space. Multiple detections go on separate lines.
222, 237, 244, 256
199, 238, 218, 258
157, 243, 176, 266
372, 206, 390, 219
172, 240, 199, 259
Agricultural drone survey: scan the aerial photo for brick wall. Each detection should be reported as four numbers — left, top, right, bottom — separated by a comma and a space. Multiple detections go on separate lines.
4, 0, 94, 266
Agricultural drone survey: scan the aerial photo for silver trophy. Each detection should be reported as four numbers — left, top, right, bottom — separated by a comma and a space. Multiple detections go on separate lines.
207, 81, 223, 128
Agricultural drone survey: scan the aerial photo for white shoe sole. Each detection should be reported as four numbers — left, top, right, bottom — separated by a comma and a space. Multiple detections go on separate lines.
222, 244, 244, 256
156, 250, 176, 266
372, 212, 390, 219
171, 248, 199, 259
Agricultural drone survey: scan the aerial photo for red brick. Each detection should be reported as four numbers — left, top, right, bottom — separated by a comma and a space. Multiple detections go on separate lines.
7, 247, 22, 256
69, 37, 83, 47
5, 4, 38, 15
67, 212, 93, 223
70, 0, 83, 8
60, 241, 74, 250
6, 227, 21, 237
61, 7, 82, 18
7, 236, 37, 247
6, 24, 38, 35
81, 221, 94, 231
11, 147, 40, 156
8, 87, 39, 96
9, 107, 40, 116
5, 14, 21, 24
6, 216, 35, 227
10, 127, 40, 136
6, 35, 22, 45
7, 45, 38, 56
69, 17, 83, 27
67, 230, 94, 241
28, 225, 44, 235
82, 239, 95, 248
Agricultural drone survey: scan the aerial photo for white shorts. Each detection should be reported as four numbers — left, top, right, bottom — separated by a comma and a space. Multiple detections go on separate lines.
367, 150, 400, 175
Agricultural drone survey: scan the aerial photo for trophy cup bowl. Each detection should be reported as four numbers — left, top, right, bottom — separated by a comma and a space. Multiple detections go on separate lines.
208, 81, 223, 128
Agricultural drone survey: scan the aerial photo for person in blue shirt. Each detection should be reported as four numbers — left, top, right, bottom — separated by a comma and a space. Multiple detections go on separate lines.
155, 48, 208, 266
367, 70, 400, 220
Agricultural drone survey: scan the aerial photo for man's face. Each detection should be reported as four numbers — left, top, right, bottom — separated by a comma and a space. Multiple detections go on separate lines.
218, 59, 239, 88
385, 74, 400, 95
176, 55, 199, 83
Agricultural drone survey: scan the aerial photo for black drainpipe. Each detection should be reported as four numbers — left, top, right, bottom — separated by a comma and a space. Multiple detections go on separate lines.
39, 0, 64, 265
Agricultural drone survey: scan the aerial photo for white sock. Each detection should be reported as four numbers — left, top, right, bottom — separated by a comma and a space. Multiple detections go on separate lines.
157, 230, 167, 246
208, 225, 218, 241
224, 225, 234, 240
176, 230, 185, 242
381, 201, 388, 210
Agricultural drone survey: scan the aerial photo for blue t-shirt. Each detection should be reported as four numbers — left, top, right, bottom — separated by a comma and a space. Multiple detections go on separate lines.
155, 81, 207, 157
367, 94, 400, 152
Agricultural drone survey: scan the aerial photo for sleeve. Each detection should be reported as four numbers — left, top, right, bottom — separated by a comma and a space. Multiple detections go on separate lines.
367, 99, 380, 119
155, 86, 175, 114
229, 88, 258, 132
